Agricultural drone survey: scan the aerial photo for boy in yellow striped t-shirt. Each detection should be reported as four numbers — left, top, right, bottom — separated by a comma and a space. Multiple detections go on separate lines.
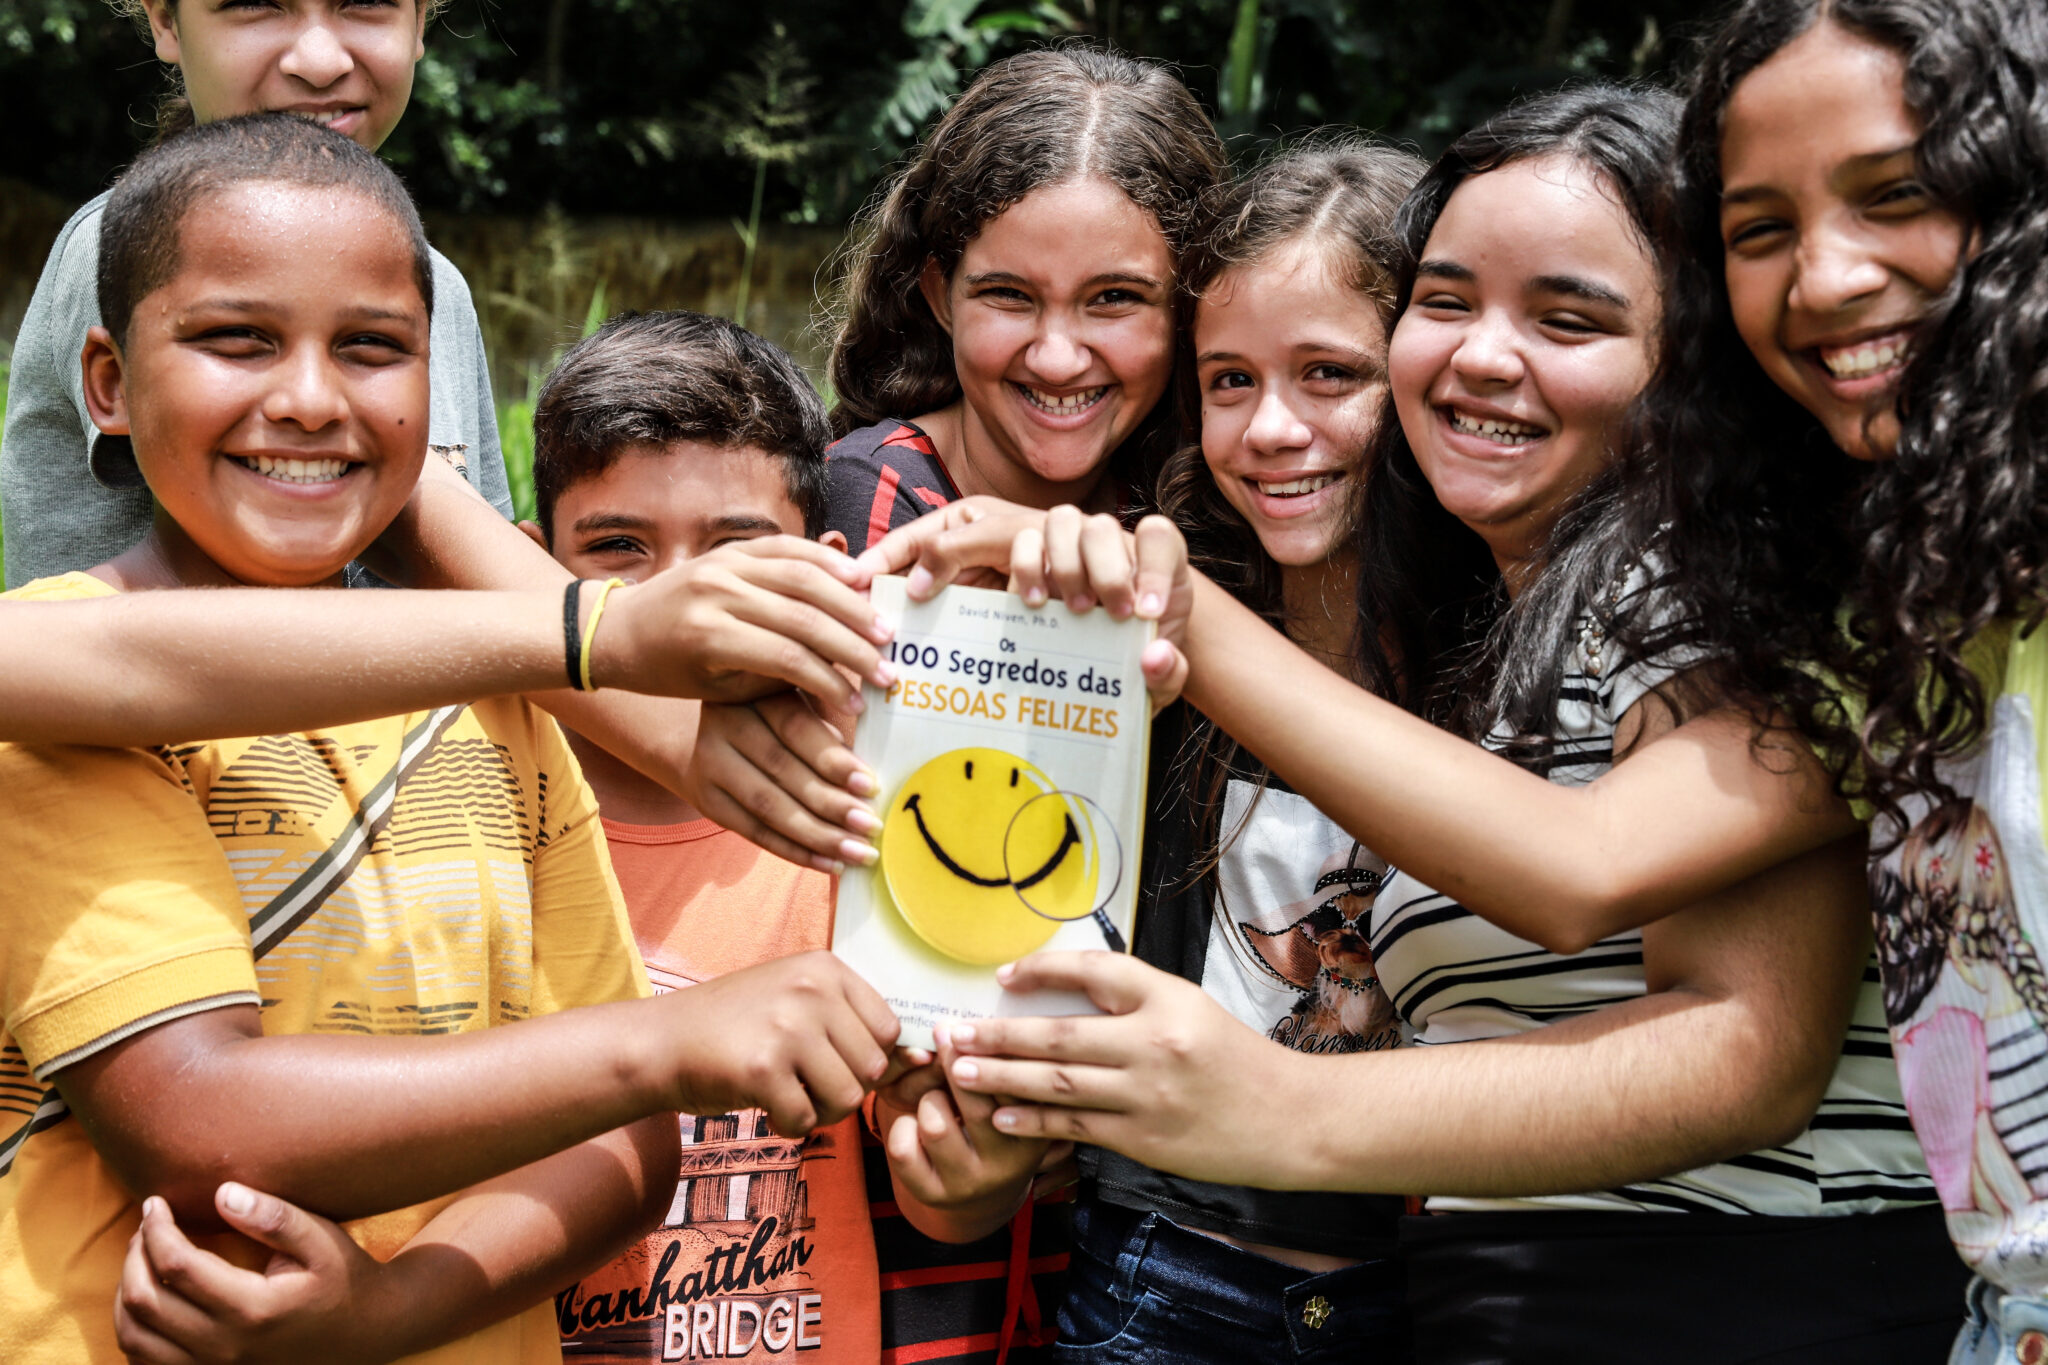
0, 114, 902, 1365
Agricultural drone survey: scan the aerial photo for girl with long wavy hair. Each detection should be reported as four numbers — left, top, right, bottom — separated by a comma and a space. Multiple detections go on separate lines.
819, 47, 1224, 555
1065, 138, 1423, 1361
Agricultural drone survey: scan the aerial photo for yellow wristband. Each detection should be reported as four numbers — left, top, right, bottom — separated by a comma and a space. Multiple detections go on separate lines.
579, 577, 625, 692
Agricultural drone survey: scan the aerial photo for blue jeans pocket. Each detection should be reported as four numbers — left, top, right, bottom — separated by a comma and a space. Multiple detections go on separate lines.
1052, 1286, 1174, 1364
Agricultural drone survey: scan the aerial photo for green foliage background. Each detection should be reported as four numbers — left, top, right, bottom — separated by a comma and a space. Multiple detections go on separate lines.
2, 0, 1709, 222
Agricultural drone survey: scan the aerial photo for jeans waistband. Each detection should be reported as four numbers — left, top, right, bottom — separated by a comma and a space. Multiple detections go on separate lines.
1079, 1199, 1403, 1334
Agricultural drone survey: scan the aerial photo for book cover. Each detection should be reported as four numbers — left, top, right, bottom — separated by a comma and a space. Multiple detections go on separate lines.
832, 576, 1153, 1051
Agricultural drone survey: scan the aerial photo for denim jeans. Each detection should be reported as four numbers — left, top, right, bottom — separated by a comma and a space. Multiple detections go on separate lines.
1951, 1277, 2048, 1365
1053, 1199, 1408, 1364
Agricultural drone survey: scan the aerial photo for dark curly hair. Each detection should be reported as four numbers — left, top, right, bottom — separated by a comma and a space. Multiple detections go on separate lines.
1621, 0, 2048, 837
824, 46, 1225, 491
1348, 83, 1684, 745
1152, 134, 1423, 891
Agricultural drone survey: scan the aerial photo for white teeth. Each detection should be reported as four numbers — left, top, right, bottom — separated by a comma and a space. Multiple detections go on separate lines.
1019, 385, 1108, 414
1820, 338, 1909, 379
1448, 410, 1545, 445
240, 454, 349, 485
1256, 474, 1338, 497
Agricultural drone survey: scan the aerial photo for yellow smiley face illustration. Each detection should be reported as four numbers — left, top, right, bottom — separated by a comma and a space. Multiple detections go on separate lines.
880, 747, 1100, 965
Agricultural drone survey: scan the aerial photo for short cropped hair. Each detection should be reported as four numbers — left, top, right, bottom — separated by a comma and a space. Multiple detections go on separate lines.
532, 311, 831, 541
99, 112, 434, 349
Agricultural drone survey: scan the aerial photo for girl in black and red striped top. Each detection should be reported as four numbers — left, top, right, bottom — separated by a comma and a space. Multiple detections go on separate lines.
817, 46, 1223, 1365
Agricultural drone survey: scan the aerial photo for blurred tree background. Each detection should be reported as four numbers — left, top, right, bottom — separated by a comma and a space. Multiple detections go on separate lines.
0, 0, 1711, 513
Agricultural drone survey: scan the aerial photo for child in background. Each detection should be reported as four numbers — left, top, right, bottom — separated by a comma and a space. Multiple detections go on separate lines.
1, 0, 509, 587
517, 310, 880, 1363
3, 115, 898, 1365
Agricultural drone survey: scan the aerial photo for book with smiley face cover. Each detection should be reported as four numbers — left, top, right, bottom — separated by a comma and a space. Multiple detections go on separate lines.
832, 576, 1153, 1051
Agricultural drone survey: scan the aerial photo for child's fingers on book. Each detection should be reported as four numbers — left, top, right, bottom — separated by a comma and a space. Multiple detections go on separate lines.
990, 1101, 1117, 1146
916, 1087, 972, 1160
934, 1038, 999, 1129
794, 1041, 871, 1129
1077, 514, 1136, 617
1007, 524, 1049, 606
728, 553, 895, 647
833, 955, 905, 1052
949, 1054, 1125, 1110
1132, 516, 1189, 625
883, 1111, 941, 1194
755, 693, 867, 791
728, 703, 873, 833
708, 623, 871, 712
690, 775, 848, 872
879, 1056, 948, 1109
1043, 505, 1094, 610
718, 597, 888, 701
991, 949, 1154, 1015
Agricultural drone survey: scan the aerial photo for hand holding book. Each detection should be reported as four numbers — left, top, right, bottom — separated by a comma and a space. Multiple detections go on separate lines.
692, 502, 1196, 871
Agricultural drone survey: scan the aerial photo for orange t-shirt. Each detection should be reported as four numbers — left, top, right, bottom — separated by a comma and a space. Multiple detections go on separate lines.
557, 819, 881, 1363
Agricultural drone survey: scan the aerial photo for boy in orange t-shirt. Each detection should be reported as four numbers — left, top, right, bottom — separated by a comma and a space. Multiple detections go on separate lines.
522, 311, 881, 1363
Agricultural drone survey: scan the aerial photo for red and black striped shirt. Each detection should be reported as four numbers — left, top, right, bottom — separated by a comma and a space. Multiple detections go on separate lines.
824, 420, 962, 558
827, 417, 1070, 1364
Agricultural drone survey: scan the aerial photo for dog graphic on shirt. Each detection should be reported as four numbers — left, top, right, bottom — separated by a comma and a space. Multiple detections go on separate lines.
1238, 851, 1401, 1055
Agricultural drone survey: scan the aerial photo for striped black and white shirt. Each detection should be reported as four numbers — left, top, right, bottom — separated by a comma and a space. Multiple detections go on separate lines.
1372, 591, 1933, 1216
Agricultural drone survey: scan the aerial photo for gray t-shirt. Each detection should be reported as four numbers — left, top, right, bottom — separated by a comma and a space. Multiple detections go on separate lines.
1, 191, 512, 587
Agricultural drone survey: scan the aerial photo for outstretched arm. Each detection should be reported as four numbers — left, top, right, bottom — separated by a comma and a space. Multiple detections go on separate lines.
58, 951, 895, 1232
945, 831, 1870, 1197
363, 457, 887, 868
1182, 575, 1858, 950
115, 1119, 678, 1365
0, 540, 891, 764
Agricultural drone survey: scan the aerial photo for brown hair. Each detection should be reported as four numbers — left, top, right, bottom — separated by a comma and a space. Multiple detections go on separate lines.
825, 45, 1225, 488
1152, 135, 1424, 903
1157, 134, 1425, 629
100, 112, 434, 349
532, 310, 832, 541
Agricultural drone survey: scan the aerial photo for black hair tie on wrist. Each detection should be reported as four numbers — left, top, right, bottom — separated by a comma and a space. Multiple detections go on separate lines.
564, 579, 591, 691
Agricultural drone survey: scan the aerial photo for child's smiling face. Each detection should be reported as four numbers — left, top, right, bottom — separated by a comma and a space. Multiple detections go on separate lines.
146, 0, 426, 151
1716, 20, 1967, 462
84, 179, 430, 587
1195, 238, 1388, 570
920, 176, 1177, 502
1389, 154, 1660, 580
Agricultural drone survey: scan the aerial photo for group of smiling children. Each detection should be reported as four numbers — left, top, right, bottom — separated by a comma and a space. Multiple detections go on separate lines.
1, 0, 2046, 1363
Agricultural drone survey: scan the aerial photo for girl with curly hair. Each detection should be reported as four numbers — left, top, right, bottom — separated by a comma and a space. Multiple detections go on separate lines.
820, 46, 1224, 555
